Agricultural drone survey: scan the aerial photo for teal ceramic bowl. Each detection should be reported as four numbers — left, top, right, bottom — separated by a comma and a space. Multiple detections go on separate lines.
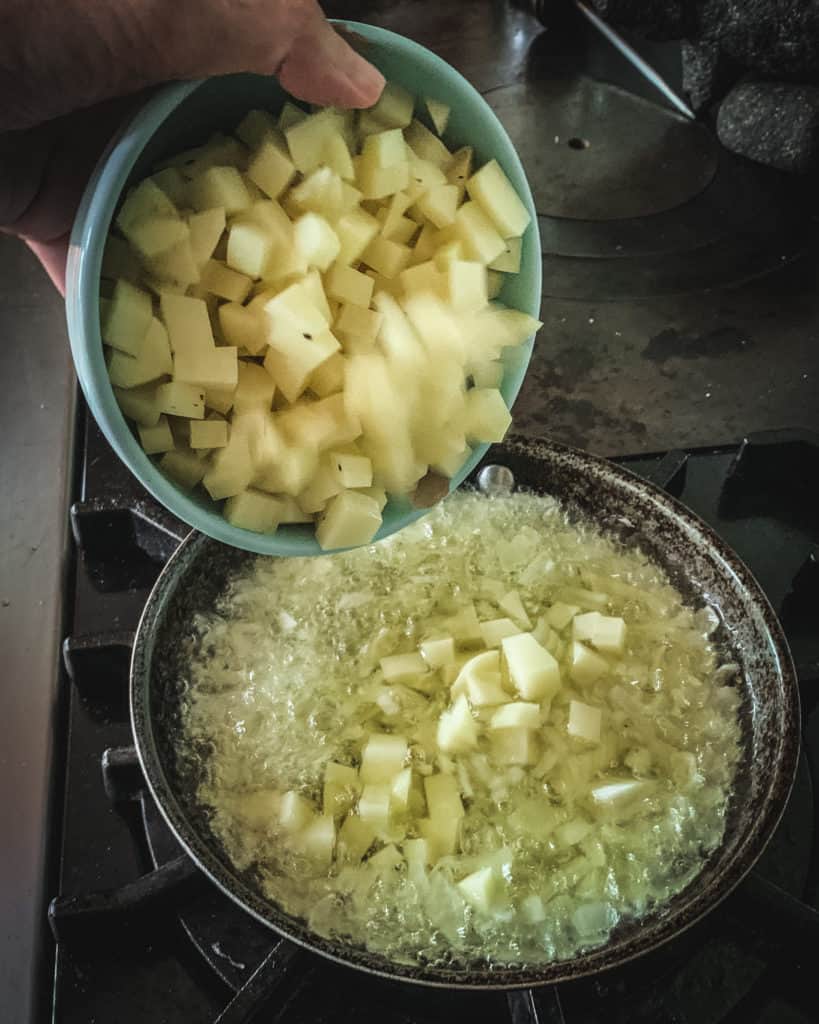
66, 21, 542, 556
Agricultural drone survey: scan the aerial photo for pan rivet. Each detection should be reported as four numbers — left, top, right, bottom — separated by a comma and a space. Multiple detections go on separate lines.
478, 465, 515, 496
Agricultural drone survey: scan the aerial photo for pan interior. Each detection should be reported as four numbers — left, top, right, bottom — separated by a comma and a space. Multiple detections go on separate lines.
133, 439, 798, 987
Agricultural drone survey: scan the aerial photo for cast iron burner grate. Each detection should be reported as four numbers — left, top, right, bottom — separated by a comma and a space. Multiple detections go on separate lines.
50, 427, 819, 1023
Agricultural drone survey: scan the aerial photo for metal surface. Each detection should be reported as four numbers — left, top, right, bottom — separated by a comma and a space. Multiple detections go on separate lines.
0, 236, 76, 1024
574, 1, 695, 120
485, 77, 715, 220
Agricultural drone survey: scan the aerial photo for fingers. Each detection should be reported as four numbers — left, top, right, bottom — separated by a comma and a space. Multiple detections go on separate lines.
275, 3, 384, 109
24, 235, 69, 294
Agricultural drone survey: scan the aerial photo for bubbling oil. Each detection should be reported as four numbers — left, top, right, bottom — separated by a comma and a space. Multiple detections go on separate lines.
177, 491, 741, 967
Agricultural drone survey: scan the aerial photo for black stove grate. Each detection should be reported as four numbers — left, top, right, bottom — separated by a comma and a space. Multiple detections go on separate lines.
49, 425, 819, 1024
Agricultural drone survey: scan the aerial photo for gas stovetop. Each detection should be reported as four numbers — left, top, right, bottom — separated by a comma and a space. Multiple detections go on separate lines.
48, 417, 819, 1024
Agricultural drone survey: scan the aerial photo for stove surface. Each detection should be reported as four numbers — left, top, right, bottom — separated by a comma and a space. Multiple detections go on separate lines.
48, 419, 819, 1024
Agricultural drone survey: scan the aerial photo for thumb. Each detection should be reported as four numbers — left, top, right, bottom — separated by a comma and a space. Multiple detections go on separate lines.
275, 5, 385, 109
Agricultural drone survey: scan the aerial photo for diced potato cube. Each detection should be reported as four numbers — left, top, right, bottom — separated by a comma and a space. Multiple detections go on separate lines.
323, 132, 355, 181
379, 191, 413, 237
323, 763, 361, 817
160, 293, 214, 353
189, 418, 228, 449
499, 590, 532, 629
486, 270, 504, 300
420, 637, 456, 669
424, 773, 463, 821
279, 101, 307, 131
199, 260, 252, 302
567, 700, 602, 742
182, 133, 248, 179
279, 791, 314, 831
202, 430, 253, 499
491, 726, 538, 765
138, 415, 174, 455
116, 178, 178, 236
316, 490, 382, 549
399, 260, 446, 298
324, 262, 374, 307
403, 837, 430, 871
293, 212, 341, 271
264, 279, 329, 336
287, 165, 345, 221
159, 449, 205, 489
453, 201, 506, 264
155, 381, 205, 419
235, 109, 282, 149
490, 702, 541, 730
233, 360, 276, 413
337, 814, 376, 863
329, 452, 373, 489
414, 184, 458, 228
356, 159, 410, 200
115, 384, 161, 426
107, 317, 173, 388
405, 119, 452, 169
446, 146, 474, 192
336, 305, 383, 353
224, 488, 284, 532
102, 279, 152, 355
363, 129, 408, 168
226, 221, 274, 279
467, 159, 531, 238
369, 82, 414, 129
380, 652, 427, 683
309, 352, 345, 397
437, 694, 478, 754
448, 603, 484, 648
217, 303, 265, 355
379, 214, 417, 245
144, 235, 200, 285
124, 215, 188, 261
489, 236, 522, 273
101, 235, 142, 284
360, 733, 408, 784
297, 815, 336, 865
447, 260, 488, 313
546, 602, 580, 631
192, 165, 251, 215
468, 360, 503, 390
357, 784, 391, 830
418, 815, 459, 860
335, 207, 380, 264
174, 346, 238, 390
573, 612, 627, 654
501, 633, 561, 702
521, 894, 547, 924
255, 444, 318, 498
480, 617, 522, 648
390, 767, 413, 812
464, 388, 511, 443
284, 109, 343, 172
264, 328, 340, 404
361, 236, 412, 279
359, 485, 388, 511
449, 650, 502, 703
246, 139, 296, 199
368, 842, 403, 872
424, 98, 450, 136
458, 866, 502, 912
570, 642, 609, 685
410, 222, 438, 263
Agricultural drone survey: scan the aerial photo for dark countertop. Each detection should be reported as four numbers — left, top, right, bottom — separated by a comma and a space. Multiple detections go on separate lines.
1, 3, 818, 1021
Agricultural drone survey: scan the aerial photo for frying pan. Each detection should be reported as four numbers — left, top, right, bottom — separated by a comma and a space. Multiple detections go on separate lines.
131, 437, 799, 988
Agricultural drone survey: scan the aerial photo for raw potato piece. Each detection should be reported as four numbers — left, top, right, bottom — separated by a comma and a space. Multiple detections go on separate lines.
193, 166, 251, 215
138, 416, 174, 454
224, 489, 284, 532
480, 617, 521, 648
380, 652, 427, 683
247, 139, 296, 198
160, 450, 205, 489
568, 700, 602, 742
227, 221, 274, 278
570, 641, 609, 685
337, 815, 376, 863
467, 159, 531, 239
293, 213, 340, 271
464, 388, 511, 444
420, 637, 456, 669
316, 491, 382, 549
458, 866, 503, 912
102, 280, 152, 355
453, 202, 506, 264
155, 381, 206, 419
264, 329, 340, 404
424, 98, 450, 136
489, 236, 522, 274
360, 734, 408, 784
160, 294, 214, 354
174, 346, 238, 390
501, 633, 561, 702
369, 82, 414, 129
189, 419, 228, 449
573, 612, 627, 654
437, 694, 478, 753
199, 260, 252, 302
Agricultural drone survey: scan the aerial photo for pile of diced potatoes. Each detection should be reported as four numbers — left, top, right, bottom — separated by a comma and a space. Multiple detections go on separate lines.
100, 82, 541, 549
254, 596, 630, 909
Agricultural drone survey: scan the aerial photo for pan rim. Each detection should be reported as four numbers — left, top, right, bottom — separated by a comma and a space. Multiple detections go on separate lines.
130, 436, 801, 988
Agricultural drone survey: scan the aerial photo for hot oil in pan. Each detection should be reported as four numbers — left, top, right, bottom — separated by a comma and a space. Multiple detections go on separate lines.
173, 491, 741, 969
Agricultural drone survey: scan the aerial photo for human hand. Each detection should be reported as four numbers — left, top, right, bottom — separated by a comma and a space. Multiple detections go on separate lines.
0, 0, 384, 292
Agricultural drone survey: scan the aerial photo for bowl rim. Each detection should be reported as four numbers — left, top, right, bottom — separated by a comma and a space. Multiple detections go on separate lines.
65, 20, 543, 557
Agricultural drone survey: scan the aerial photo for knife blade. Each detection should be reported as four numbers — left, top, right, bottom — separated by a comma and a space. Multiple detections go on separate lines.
574, 0, 696, 120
